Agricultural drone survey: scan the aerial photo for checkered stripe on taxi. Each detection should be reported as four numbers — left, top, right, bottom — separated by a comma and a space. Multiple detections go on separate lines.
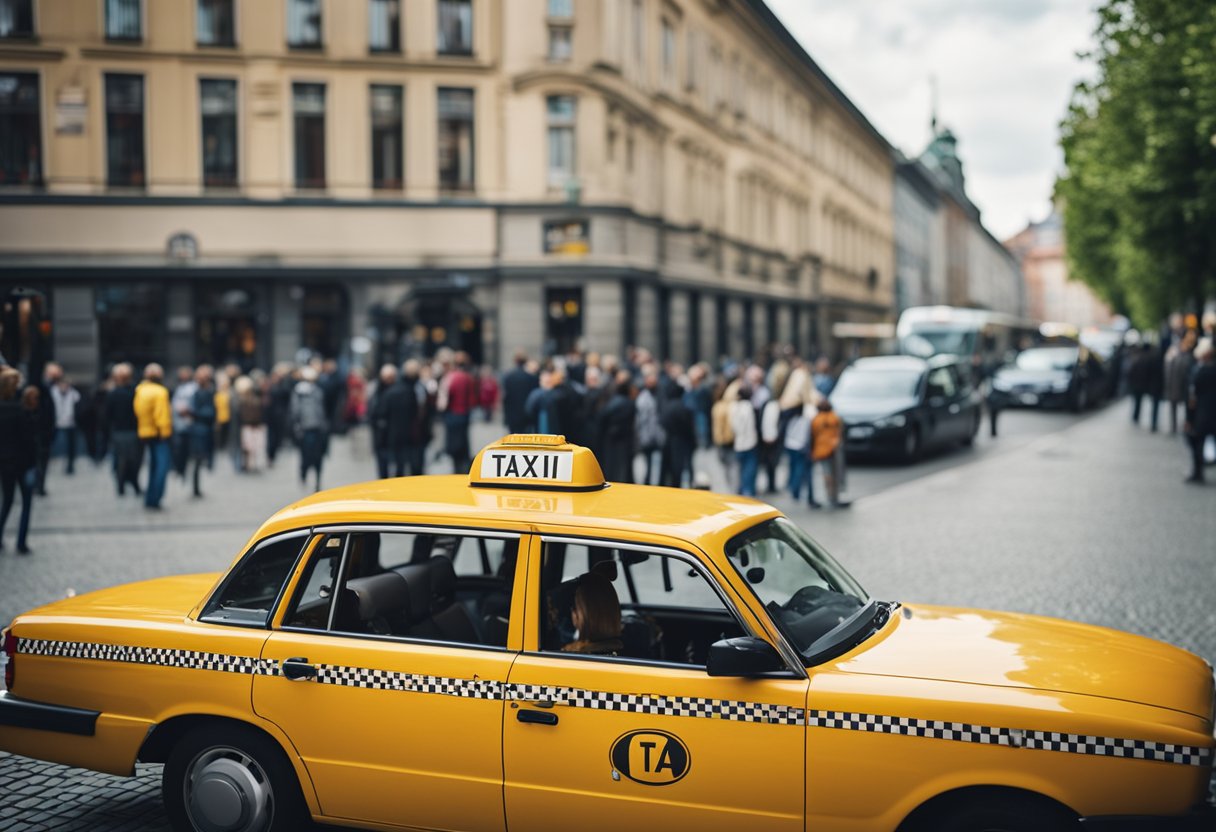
510, 683, 806, 725
808, 710, 1214, 767
15, 637, 1212, 766
16, 638, 279, 676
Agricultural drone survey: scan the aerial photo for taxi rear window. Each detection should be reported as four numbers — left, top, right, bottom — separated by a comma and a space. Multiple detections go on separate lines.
200, 533, 310, 626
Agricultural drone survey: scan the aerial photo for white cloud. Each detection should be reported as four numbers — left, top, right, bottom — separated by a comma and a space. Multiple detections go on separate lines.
766, 0, 1097, 239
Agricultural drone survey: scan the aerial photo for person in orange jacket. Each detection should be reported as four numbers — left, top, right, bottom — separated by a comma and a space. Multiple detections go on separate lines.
810, 398, 849, 509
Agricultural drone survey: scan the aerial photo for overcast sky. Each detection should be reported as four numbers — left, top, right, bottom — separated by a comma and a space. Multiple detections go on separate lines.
767, 0, 1098, 241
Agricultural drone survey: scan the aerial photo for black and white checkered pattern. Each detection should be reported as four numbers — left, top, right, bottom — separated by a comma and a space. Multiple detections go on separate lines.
16, 638, 1212, 767
510, 683, 806, 725
808, 710, 1214, 767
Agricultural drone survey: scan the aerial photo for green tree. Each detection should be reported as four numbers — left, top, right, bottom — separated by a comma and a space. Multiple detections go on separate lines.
1058, 0, 1216, 326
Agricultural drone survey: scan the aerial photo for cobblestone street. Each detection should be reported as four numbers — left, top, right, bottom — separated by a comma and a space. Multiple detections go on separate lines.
2, 404, 1213, 829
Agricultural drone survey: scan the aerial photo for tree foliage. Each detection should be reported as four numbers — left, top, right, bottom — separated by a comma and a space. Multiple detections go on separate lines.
1058, 0, 1216, 326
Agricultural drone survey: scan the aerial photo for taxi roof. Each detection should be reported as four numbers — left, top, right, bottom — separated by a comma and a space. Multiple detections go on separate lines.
254, 475, 780, 556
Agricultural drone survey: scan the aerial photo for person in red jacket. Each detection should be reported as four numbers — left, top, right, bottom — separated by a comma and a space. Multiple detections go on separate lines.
439, 352, 478, 473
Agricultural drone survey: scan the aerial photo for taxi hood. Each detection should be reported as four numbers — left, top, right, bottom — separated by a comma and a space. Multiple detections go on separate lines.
14, 574, 223, 624
834, 604, 1214, 720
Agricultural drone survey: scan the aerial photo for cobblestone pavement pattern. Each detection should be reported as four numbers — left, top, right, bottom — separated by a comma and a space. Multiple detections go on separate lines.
1, 405, 1213, 829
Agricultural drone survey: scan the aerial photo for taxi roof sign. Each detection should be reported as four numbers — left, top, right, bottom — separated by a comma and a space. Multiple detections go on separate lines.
470, 434, 607, 492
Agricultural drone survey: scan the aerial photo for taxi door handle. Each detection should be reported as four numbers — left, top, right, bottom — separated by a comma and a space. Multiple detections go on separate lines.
282, 658, 318, 682
517, 710, 559, 726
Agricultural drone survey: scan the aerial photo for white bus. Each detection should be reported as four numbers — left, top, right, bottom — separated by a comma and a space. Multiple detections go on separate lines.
896, 306, 1040, 380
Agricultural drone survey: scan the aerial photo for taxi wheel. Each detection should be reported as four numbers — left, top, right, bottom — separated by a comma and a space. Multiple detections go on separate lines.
907, 791, 1076, 832
901, 427, 922, 463
163, 723, 311, 832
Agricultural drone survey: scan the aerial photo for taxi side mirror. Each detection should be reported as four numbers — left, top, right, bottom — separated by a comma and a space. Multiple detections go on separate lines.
706, 637, 785, 677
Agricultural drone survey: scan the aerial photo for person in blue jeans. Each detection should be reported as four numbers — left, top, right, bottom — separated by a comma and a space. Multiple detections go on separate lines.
730, 383, 760, 497
134, 363, 173, 510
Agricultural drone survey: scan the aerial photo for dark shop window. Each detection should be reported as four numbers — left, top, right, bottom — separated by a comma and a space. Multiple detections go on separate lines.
287, 0, 322, 48
0, 73, 42, 185
105, 74, 146, 188
105, 0, 141, 41
200, 78, 238, 188
370, 84, 403, 190
437, 0, 471, 55
293, 82, 326, 189
437, 87, 474, 192
368, 0, 400, 52
0, 0, 34, 39
197, 0, 236, 46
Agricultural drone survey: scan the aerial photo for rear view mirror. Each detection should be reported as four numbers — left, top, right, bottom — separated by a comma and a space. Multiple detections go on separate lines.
706, 637, 785, 677
745, 567, 766, 584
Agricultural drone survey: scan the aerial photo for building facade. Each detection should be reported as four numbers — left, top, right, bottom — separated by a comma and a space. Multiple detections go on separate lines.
918, 126, 1025, 320
893, 156, 945, 312
0, 0, 895, 382
1004, 211, 1112, 328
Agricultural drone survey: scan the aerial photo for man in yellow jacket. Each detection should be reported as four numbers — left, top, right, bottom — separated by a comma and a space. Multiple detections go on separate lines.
134, 363, 172, 509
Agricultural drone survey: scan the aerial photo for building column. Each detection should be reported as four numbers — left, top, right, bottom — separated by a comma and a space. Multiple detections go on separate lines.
51, 286, 98, 384
777, 303, 793, 348
727, 297, 746, 360
166, 284, 194, 370
272, 284, 303, 366
498, 276, 545, 361
583, 279, 624, 359
668, 289, 690, 365
633, 283, 660, 355
699, 293, 717, 363
471, 281, 500, 369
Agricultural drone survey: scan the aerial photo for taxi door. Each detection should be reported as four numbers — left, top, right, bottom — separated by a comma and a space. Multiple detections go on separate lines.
253, 527, 528, 832
502, 535, 808, 832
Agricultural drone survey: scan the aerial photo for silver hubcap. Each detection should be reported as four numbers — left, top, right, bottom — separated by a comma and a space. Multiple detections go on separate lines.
184, 746, 273, 832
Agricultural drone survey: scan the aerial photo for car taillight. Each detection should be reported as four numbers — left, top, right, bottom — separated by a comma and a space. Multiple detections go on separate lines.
2, 628, 15, 691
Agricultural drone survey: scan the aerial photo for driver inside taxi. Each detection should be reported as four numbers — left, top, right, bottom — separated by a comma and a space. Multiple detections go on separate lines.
562, 573, 624, 656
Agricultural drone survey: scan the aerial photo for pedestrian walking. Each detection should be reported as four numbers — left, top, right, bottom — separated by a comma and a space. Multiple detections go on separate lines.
369, 364, 399, 479
477, 365, 500, 423
710, 377, 738, 491
1183, 338, 1216, 484
104, 363, 143, 497
582, 366, 609, 459
401, 360, 430, 476
235, 376, 267, 472
1128, 342, 1163, 430
0, 367, 36, 554
811, 398, 848, 509
438, 352, 477, 473
502, 350, 539, 435
32, 365, 54, 496
170, 366, 196, 480
187, 365, 217, 497
635, 368, 665, 485
134, 363, 173, 510
265, 364, 294, 466
731, 383, 760, 497
1164, 330, 1198, 435
48, 365, 81, 476
599, 378, 637, 483
291, 366, 329, 491
214, 372, 233, 467
783, 398, 816, 506
541, 366, 582, 442
660, 382, 695, 488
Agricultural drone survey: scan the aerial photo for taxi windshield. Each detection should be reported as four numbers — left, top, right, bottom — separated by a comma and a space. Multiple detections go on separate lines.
725, 518, 874, 663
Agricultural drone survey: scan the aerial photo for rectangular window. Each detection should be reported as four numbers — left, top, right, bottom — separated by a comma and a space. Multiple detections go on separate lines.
287, 0, 322, 48
370, 84, 403, 190
0, 73, 42, 185
368, 0, 399, 52
197, 0, 236, 46
105, 74, 145, 188
105, 0, 141, 41
0, 0, 34, 38
437, 0, 471, 55
437, 87, 474, 192
546, 94, 575, 188
547, 25, 571, 62
660, 18, 675, 87
547, 0, 572, 17
631, 0, 644, 65
200, 78, 238, 188
293, 82, 325, 188
684, 26, 697, 91
545, 287, 582, 357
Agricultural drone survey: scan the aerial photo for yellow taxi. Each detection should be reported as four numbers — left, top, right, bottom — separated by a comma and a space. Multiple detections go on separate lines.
1, 434, 1213, 832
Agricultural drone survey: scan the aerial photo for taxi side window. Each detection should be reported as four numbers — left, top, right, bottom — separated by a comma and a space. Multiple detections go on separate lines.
282, 529, 519, 649
540, 542, 744, 666
201, 533, 310, 626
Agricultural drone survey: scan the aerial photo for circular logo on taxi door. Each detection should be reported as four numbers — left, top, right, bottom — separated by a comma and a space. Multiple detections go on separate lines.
610, 730, 691, 786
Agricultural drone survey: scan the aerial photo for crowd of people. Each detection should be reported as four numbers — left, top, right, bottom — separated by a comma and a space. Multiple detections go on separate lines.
1123, 320, 1216, 484
4, 316, 1213, 555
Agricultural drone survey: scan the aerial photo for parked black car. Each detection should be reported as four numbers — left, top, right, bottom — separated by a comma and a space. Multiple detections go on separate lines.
989, 345, 1108, 412
831, 355, 983, 462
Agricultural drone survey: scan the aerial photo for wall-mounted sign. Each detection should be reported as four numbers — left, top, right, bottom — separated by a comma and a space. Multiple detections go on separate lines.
167, 232, 199, 261
55, 85, 87, 135
543, 219, 590, 255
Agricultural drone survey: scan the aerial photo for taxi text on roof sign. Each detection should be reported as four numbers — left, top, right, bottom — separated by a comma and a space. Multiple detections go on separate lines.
469, 434, 607, 492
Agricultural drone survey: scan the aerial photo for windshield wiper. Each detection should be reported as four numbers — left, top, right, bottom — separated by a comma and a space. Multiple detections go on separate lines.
802, 599, 898, 666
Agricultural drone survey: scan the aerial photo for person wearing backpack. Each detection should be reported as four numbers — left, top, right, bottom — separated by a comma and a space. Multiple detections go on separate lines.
710, 377, 738, 491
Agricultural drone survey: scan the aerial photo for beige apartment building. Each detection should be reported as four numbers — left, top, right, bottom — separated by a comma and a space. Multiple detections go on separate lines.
0, 0, 894, 380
